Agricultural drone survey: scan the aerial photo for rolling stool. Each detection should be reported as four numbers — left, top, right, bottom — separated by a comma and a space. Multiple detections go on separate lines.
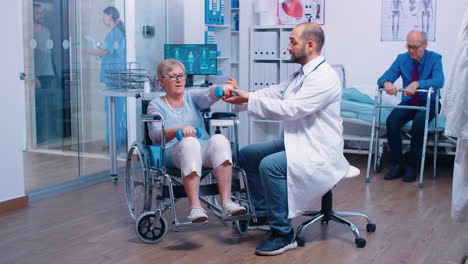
296, 166, 376, 248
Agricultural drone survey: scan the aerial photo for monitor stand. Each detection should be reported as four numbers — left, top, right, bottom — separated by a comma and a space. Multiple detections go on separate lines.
186, 74, 194, 87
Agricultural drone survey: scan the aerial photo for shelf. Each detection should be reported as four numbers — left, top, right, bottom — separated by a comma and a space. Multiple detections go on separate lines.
206, 24, 230, 28
230, 61, 239, 64
231, 31, 239, 34
217, 57, 229, 60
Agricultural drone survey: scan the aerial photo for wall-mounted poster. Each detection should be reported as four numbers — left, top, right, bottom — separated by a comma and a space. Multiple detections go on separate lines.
277, 0, 325, 25
381, 0, 436, 41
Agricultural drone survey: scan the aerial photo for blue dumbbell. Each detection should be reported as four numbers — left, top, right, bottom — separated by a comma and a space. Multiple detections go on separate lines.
176, 126, 203, 141
214, 86, 237, 98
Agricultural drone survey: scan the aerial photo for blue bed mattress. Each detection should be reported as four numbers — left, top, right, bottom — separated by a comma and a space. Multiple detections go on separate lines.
341, 88, 446, 132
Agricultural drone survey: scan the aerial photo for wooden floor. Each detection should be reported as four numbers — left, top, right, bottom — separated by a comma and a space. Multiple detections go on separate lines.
23, 149, 126, 191
2, 155, 467, 264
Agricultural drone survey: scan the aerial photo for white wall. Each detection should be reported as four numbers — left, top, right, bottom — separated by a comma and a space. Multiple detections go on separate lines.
322, 0, 468, 90
249, 0, 468, 90
0, 1, 26, 202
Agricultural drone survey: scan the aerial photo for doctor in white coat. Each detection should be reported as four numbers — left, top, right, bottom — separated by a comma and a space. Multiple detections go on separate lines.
223, 22, 349, 256
441, 8, 468, 223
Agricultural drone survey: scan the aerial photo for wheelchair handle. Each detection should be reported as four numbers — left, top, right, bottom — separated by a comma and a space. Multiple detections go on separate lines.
176, 126, 202, 141
214, 86, 237, 98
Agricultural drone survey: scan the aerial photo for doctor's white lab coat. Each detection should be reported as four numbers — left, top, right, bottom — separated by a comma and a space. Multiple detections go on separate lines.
246, 56, 350, 218
441, 8, 468, 222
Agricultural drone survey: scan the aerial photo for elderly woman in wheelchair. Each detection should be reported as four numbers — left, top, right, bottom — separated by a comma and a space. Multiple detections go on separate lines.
146, 59, 246, 223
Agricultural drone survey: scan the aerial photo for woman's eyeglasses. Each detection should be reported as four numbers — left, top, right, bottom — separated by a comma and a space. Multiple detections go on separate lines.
165, 74, 186, 81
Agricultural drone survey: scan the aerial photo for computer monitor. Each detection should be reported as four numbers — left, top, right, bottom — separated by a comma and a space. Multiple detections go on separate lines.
164, 44, 217, 86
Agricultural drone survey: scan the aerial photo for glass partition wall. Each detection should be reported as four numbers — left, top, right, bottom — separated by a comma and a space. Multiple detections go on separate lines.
23, 0, 166, 192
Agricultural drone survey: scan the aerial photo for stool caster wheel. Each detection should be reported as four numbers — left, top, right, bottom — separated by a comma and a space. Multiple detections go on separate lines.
296, 236, 306, 247
366, 223, 376, 232
355, 237, 366, 248
234, 219, 249, 236
321, 220, 329, 224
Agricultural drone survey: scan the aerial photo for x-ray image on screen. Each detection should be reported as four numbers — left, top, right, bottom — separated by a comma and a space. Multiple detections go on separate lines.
164, 44, 218, 75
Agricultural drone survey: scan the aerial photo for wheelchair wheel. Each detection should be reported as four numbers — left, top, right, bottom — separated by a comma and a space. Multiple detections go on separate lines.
135, 211, 167, 244
126, 142, 152, 220
234, 219, 249, 236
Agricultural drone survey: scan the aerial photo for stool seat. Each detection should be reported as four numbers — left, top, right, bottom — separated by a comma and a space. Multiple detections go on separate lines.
345, 165, 360, 178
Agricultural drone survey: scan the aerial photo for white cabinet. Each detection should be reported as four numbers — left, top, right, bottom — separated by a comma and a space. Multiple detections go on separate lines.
248, 26, 299, 144
204, 0, 240, 80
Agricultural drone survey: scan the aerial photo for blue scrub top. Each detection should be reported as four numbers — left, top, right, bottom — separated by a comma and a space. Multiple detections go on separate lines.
100, 26, 126, 83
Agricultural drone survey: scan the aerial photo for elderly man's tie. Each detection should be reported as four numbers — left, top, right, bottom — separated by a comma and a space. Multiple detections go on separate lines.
410, 60, 419, 106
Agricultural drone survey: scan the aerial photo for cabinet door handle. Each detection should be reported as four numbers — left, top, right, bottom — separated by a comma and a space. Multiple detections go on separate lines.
19, 72, 26, 80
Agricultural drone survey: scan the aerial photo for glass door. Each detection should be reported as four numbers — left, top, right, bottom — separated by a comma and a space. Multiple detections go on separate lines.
72, 0, 128, 177
23, 0, 128, 191
23, 0, 79, 191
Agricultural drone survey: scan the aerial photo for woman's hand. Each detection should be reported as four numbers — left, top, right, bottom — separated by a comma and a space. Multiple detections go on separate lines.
223, 86, 249, 105
179, 126, 197, 138
209, 84, 234, 100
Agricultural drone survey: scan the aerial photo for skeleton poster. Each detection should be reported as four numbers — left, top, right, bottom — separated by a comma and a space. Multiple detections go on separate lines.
381, 0, 436, 41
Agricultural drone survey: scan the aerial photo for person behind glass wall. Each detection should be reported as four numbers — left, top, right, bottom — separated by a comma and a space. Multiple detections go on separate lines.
377, 30, 444, 182
147, 59, 246, 223
33, 2, 56, 145
82, 6, 127, 151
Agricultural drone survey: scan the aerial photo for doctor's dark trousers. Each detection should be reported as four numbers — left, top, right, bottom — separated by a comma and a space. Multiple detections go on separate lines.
239, 139, 292, 234
386, 100, 438, 168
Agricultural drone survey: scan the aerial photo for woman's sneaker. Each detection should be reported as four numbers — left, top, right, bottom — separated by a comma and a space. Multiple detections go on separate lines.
222, 201, 246, 218
188, 207, 208, 222
248, 216, 271, 231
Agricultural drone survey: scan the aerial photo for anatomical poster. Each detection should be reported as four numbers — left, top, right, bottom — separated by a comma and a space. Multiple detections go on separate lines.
277, 0, 325, 25
381, 0, 436, 41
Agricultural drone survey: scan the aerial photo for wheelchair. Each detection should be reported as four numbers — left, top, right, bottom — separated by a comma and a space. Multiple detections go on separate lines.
125, 99, 255, 243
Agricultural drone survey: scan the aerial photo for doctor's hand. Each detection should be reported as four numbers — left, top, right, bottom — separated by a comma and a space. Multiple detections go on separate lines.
226, 77, 239, 89
223, 86, 249, 105
383, 81, 398, 96
403, 81, 419, 96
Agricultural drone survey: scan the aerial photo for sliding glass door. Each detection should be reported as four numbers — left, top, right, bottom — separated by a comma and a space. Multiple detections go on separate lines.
23, 0, 127, 191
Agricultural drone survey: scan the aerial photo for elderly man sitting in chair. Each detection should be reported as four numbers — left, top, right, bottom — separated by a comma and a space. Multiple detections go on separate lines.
378, 30, 444, 182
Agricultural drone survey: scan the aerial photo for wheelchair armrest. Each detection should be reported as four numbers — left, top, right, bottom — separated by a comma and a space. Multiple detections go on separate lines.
141, 114, 162, 121
210, 112, 237, 119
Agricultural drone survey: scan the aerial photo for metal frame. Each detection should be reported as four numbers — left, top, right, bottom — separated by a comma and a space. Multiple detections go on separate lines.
366, 87, 439, 188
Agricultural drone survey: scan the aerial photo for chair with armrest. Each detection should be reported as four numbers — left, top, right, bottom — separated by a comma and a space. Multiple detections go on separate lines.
296, 166, 376, 248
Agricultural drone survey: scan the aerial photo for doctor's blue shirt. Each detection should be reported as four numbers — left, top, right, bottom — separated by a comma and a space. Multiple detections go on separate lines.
377, 50, 444, 102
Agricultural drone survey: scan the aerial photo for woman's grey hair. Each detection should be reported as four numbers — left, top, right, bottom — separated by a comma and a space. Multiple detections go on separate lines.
157, 59, 185, 78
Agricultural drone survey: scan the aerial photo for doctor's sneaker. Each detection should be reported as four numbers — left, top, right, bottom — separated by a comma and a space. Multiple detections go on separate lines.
188, 207, 208, 223
222, 201, 246, 218
248, 216, 271, 231
255, 229, 298, 256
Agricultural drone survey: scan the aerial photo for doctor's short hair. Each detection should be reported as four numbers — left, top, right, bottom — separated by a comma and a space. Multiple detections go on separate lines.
300, 22, 325, 52
157, 59, 186, 79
